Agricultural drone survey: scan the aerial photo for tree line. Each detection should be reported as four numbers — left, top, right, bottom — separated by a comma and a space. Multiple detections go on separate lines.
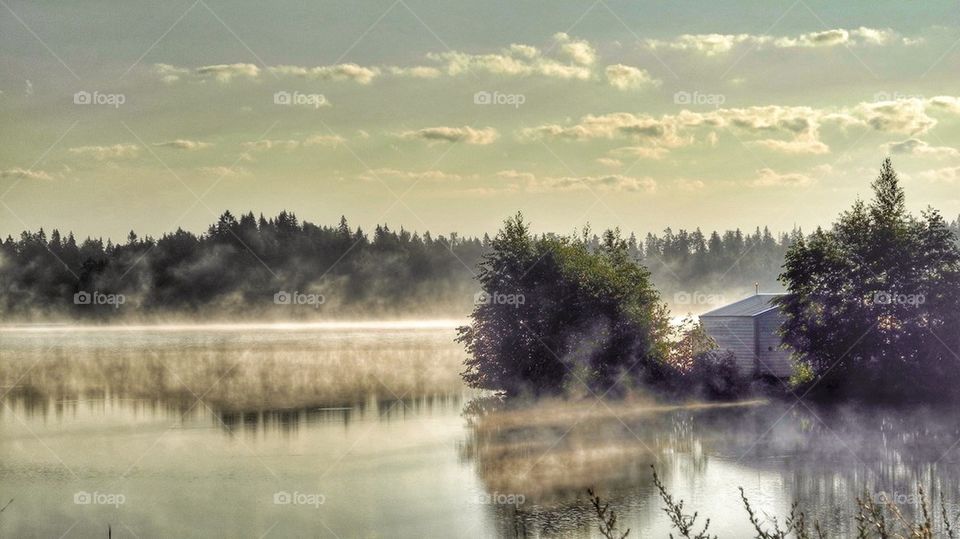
2, 206, 958, 319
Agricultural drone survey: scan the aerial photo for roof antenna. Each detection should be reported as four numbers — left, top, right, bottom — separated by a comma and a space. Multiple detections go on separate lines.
755, 282, 759, 295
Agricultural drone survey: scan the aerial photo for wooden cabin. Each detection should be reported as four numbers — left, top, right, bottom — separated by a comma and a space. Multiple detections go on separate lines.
699, 293, 792, 378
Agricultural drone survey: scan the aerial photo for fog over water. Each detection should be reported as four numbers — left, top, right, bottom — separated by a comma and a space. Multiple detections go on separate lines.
1, 324, 959, 537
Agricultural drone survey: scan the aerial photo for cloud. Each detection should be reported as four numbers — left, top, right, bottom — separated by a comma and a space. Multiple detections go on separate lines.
553, 32, 596, 66
645, 33, 758, 56
495, 169, 655, 193
241, 134, 346, 152
303, 134, 346, 147
68, 144, 140, 160
542, 174, 656, 193
750, 138, 830, 155
241, 139, 301, 152
920, 166, 960, 183
197, 166, 249, 178
425, 35, 595, 80
154, 63, 190, 84
752, 168, 814, 187
496, 169, 537, 183
401, 126, 499, 145
359, 168, 467, 182
0, 168, 53, 181
774, 28, 850, 48
851, 98, 936, 135
645, 27, 914, 55
609, 146, 670, 160
387, 66, 442, 79
153, 140, 213, 151
149, 34, 661, 87
605, 64, 660, 91
884, 138, 960, 158
520, 112, 687, 145
156, 62, 379, 84
519, 96, 960, 155
596, 157, 623, 168
928, 96, 960, 114
195, 63, 261, 83
269, 63, 380, 84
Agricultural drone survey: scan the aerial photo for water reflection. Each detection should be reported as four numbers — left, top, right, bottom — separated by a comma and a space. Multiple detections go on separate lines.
3, 327, 960, 537
462, 397, 960, 537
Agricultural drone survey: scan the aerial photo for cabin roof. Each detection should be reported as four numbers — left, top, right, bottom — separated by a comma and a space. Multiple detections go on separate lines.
699, 293, 786, 318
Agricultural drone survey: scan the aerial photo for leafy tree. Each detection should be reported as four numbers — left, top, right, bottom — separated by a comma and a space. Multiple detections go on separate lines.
457, 213, 672, 397
776, 159, 960, 400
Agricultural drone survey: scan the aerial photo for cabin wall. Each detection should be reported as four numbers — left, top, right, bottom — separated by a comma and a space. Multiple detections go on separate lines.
700, 316, 756, 376
756, 311, 793, 377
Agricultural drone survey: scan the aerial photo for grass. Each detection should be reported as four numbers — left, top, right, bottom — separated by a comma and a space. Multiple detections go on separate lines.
586, 467, 959, 539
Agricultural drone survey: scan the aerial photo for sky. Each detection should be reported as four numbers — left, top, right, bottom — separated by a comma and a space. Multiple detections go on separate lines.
2, 0, 959, 241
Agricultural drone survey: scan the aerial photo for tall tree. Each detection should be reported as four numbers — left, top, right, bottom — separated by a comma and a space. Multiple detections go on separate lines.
776, 159, 960, 400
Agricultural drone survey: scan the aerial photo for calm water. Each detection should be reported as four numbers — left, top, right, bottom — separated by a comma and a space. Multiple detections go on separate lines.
1, 324, 959, 538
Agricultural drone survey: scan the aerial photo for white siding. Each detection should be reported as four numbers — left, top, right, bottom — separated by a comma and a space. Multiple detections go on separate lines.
756, 310, 793, 377
700, 316, 756, 376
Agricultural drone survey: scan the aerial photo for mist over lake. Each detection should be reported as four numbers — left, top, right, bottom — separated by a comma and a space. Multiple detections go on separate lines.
1, 325, 958, 537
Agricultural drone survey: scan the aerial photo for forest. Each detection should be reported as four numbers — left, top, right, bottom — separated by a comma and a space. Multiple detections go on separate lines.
1, 209, 958, 318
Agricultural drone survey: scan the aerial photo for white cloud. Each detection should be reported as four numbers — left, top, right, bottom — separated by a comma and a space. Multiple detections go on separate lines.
520, 96, 960, 156
387, 66, 442, 79
645, 33, 758, 56
198, 166, 249, 178
884, 138, 960, 158
596, 157, 623, 168
495, 169, 655, 192
68, 144, 140, 160
153, 140, 212, 151
553, 32, 596, 66
609, 146, 670, 160
401, 126, 499, 145
645, 27, 914, 55
542, 174, 656, 193
425, 35, 595, 80
774, 28, 850, 48
750, 138, 830, 155
920, 166, 960, 183
269, 63, 380, 84
303, 134, 346, 147
928, 96, 960, 114
851, 98, 936, 135
0, 168, 53, 181
242, 139, 301, 152
360, 168, 466, 182
195, 63, 261, 83
154, 63, 190, 84
752, 168, 815, 187
605, 64, 660, 91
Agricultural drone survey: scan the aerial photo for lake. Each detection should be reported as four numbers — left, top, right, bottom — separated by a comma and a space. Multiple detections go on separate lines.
1, 323, 959, 538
